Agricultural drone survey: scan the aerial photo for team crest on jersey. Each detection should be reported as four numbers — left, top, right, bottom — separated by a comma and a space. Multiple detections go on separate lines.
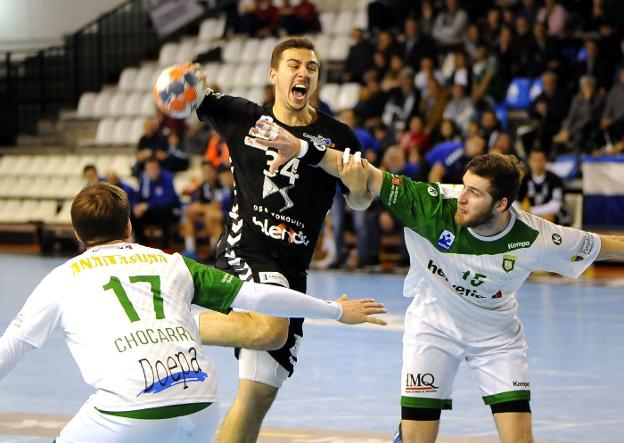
302, 133, 332, 151
502, 255, 516, 273
427, 186, 438, 197
436, 230, 455, 251
552, 233, 562, 245
392, 176, 404, 186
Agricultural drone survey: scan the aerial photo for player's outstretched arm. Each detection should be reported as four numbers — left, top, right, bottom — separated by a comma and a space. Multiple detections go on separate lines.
231, 281, 387, 326
596, 235, 624, 261
0, 335, 35, 379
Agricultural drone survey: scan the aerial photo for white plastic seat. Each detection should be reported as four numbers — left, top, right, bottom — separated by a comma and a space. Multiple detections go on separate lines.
139, 93, 156, 117
333, 11, 354, 35
0, 155, 18, 176
256, 37, 278, 63
135, 66, 158, 92
159, 43, 180, 67
215, 64, 237, 90
198, 17, 225, 42
76, 92, 98, 119
313, 34, 331, 60
61, 178, 84, 199
118, 68, 138, 92
328, 35, 350, 61
176, 40, 197, 64
354, 10, 367, 29
95, 118, 117, 146
36, 199, 60, 223
0, 199, 21, 222
223, 40, 244, 64
129, 117, 146, 146
124, 92, 143, 116
40, 155, 66, 176
10, 177, 34, 198
249, 62, 269, 88
112, 119, 134, 145
41, 177, 66, 198
93, 92, 114, 118
319, 11, 336, 33
58, 155, 82, 177
9, 156, 33, 177
52, 200, 74, 224
111, 154, 135, 178
246, 87, 264, 105
232, 65, 254, 88
27, 155, 48, 176
108, 92, 128, 117
0, 178, 12, 197
337, 82, 361, 110
96, 156, 114, 173
12, 200, 39, 223
240, 39, 261, 63
319, 83, 340, 111
24, 177, 48, 198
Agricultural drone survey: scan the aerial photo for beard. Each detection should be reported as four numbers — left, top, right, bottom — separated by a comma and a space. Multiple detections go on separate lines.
454, 202, 496, 228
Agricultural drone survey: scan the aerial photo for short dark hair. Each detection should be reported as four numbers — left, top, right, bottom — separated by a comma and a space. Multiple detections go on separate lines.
71, 183, 130, 247
83, 164, 97, 174
466, 154, 525, 210
270, 37, 317, 69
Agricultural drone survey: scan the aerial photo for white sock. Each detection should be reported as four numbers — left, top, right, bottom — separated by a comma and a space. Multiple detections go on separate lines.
185, 237, 196, 253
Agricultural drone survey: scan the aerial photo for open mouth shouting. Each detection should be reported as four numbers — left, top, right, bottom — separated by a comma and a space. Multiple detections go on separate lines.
290, 83, 309, 103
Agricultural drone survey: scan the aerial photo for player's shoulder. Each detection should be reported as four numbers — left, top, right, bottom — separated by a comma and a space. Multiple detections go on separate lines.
314, 111, 355, 138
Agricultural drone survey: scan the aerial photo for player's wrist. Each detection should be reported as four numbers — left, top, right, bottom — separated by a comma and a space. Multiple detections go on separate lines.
298, 139, 327, 165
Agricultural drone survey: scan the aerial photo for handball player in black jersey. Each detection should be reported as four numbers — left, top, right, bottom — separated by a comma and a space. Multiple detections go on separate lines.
193, 37, 374, 442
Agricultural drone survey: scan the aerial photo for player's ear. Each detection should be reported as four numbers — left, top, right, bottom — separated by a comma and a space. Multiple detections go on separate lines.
269, 66, 277, 85
125, 220, 132, 241
495, 197, 509, 213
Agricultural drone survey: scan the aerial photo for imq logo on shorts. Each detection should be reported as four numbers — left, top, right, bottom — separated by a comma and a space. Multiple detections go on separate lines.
405, 373, 439, 393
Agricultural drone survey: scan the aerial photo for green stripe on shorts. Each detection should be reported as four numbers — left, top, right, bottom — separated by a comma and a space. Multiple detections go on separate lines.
401, 396, 452, 410
482, 390, 530, 405
96, 402, 212, 419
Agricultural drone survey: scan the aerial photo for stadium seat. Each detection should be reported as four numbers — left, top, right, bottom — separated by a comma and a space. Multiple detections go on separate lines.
108, 92, 128, 118
249, 62, 269, 88
41, 177, 66, 198
76, 92, 98, 119
313, 34, 331, 60
159, 43, 180, 67
10, 177, 33, 198
246, 86, 264, 105
333, 11, 354, 36
0, 178, 12, 197
198, 17, 225, 42
95, 118, 116, 146
11, 156, 33, 177
328, 35, 350, 61
129, 117, 145, 147
0, 199, 21, 222
319, 83, 340, 112
61, 178, 84, 199
34, 200, 59, 224
124, 92, 143, 116
41, 155, 66, 176
319, 11, 336, 33
93, 92, 114, 118
203, 63, 221, 85
354, 10, 367, 28
232, 65, 252, 88
52, 200, 74, 224
113, 119, 134, 145
216, 64, 237, 89
337, 82, 361, 111
139, 93, 156, 117
0, 155, 18, 176
529, 77, 544, 102
111, 154, 135, 178
176, 40, 197, 64
58, 156, 82, 177
223, 40, 244, 64
240, 39, 261, 64
27, 155, 48, 176
504, 77, 532, 110
118, 68, 138, 92
96, 155, 114, 173
256, 37, 278, 63
135, 66, 158, 92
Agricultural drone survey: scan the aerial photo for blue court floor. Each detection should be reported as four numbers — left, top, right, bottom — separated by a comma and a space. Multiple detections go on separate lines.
0, 253, 623, 443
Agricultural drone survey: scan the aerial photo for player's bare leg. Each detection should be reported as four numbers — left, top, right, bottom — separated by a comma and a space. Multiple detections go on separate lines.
217, 380, 279, 443
493, 412, 534, 443
400, 420, 439, 443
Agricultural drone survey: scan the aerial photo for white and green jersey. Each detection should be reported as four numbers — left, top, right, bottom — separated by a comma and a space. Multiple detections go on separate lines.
3, 243, 242, 412
380, 172, 601, 341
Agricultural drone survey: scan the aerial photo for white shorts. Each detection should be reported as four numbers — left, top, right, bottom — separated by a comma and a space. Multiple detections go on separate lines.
56, 399, 219, 443
238, 334, 302, 388
401, 311, 530, 410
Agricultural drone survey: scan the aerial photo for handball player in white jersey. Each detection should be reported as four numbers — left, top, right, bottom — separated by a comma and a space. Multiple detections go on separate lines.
0, 183, 385, 443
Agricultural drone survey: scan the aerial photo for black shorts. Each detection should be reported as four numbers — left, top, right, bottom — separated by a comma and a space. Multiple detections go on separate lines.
216, 254, 306, 376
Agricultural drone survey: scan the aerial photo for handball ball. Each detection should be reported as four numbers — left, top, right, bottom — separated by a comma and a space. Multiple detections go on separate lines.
153, 63, 208, 119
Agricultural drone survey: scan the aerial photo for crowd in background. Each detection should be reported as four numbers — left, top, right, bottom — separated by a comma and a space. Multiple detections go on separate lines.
96, 0, 624, 268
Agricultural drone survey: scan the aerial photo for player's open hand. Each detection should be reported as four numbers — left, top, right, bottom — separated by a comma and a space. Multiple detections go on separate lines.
249, 117, 301, 173
335, 294, 387, 326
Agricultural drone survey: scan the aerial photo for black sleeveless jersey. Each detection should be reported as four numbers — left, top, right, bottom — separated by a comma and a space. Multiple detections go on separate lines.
197, 93, 361, 276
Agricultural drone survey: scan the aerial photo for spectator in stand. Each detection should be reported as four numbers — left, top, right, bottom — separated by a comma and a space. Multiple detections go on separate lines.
203, 130, 230, 170
518, 0, 540, 26
537, 0, 567, 38
83, 164, 103, 187
433, 117, 462, 146
464, 23, 481, 62
471, 43, 505, 107
402, 18, 435, 72
512, 15, 535, 77
132, 157, 180, 250
418, 0, 435, 36
309, 87, 333, 116
553, 75, 605, 155
481, 7, 502, 44
372, 51, 389, 82
239, 0, 280, 37
159, 131, 190, 173
601, 68, 624, 142
518, 149, 570, 224
399, 115, 430, 154
133, 118, 168, 177
481, 109, 502, 149
382, 54, 408, 92
432, 0, 469, 51
372, 122, 396, 154
382, 67, 419, 133
427, 134, 486, 184
105, 170, 136, 206
575, 39, 612, 95
376, 31, 400, 62
418, 76, 448, 135
444, 49, 471, 90
354, 71, 388, 126
495, 26, 515, 87
156, 109, 188, 139
279, 0, 320, 35
414, 56, 445, 99
338, 109, 381, 163
342, 28, 375, 83
531, 21, 563, 77
490, 132, 517, 156
443, 83, 476, 134
367, 0, 414, 33
182, 161, 224, 261
529, 71, 568, 147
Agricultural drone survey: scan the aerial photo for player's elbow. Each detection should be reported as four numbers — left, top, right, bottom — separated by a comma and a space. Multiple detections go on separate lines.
247, 315, 289, 350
